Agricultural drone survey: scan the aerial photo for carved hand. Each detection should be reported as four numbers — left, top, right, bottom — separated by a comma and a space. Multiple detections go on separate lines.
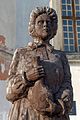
25, 65, 45, 81
40, 99, 65, 116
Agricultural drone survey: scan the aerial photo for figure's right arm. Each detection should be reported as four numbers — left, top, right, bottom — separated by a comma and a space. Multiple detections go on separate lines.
6, 49, 34, 103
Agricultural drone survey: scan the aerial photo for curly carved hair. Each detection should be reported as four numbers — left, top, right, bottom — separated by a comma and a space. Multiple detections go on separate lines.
28, 6, 58, 39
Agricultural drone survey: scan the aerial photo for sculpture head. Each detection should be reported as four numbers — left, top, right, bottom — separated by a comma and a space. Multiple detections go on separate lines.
28, 7, 58, 42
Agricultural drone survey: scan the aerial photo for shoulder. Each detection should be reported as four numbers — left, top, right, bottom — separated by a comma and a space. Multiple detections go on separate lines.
53, 49, 66, 58
52, 49, 68, 63
13, 46, 31, 56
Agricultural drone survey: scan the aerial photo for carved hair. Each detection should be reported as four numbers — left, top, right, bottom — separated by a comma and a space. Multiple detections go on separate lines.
28, 6, 58, 39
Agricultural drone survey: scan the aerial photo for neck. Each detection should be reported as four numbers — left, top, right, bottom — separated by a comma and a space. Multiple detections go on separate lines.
33, 37, 50, 45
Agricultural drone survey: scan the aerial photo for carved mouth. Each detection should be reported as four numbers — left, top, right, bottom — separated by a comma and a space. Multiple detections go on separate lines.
43, 29, 48, 32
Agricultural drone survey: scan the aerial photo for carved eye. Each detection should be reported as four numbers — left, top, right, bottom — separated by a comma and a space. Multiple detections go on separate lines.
37, 20, 51, 26
38, 20, 44, 25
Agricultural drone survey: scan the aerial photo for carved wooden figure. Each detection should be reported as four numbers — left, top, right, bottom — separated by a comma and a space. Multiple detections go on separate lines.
6, 7, 73, 120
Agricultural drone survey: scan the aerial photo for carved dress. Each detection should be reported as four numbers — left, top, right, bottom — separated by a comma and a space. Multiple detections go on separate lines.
6, 43, 73, 120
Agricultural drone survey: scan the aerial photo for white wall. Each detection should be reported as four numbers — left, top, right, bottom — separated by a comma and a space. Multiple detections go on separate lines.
69, 62, 80, 120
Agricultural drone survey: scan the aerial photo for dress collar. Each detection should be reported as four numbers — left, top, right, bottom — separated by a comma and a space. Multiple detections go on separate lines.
27, 41, 54, 52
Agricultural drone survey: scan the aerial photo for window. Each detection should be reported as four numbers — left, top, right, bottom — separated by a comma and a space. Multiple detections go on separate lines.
61, 0, 80, 52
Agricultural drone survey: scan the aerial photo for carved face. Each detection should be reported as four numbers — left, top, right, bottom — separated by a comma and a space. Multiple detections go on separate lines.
35, 13, 53, 41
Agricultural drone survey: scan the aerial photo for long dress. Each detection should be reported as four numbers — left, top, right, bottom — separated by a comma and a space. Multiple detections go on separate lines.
6, 43, 73, 120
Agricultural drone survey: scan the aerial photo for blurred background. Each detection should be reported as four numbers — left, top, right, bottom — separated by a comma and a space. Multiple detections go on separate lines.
0, 0, 80, 120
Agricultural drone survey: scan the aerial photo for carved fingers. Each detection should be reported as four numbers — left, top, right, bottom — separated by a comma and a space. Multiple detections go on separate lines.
26, 65, 45, 81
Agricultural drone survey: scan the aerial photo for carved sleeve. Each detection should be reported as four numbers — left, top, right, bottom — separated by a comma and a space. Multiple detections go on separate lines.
6, 49, 34, 103
55, 52, 73, 114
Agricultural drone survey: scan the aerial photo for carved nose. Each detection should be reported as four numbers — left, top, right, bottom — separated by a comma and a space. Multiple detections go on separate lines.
43, 21, 47, 27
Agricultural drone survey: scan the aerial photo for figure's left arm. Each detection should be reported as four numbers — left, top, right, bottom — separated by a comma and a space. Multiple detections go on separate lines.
55, 52, 73, 115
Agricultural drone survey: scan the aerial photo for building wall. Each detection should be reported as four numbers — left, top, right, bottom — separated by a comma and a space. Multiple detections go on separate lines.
69, 62, 80, 120
50, 0, 64, 50
0, 81, 11, 120
0, 49, 12, 80
0, 44, 13, 120
0, 0, 16, 49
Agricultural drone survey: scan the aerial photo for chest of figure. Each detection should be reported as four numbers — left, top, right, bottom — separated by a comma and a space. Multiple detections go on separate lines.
34, 47, 64, 93
17, 47, 64, 92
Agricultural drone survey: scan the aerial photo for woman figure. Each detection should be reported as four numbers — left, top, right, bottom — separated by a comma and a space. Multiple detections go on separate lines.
6, 7, 73, 120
